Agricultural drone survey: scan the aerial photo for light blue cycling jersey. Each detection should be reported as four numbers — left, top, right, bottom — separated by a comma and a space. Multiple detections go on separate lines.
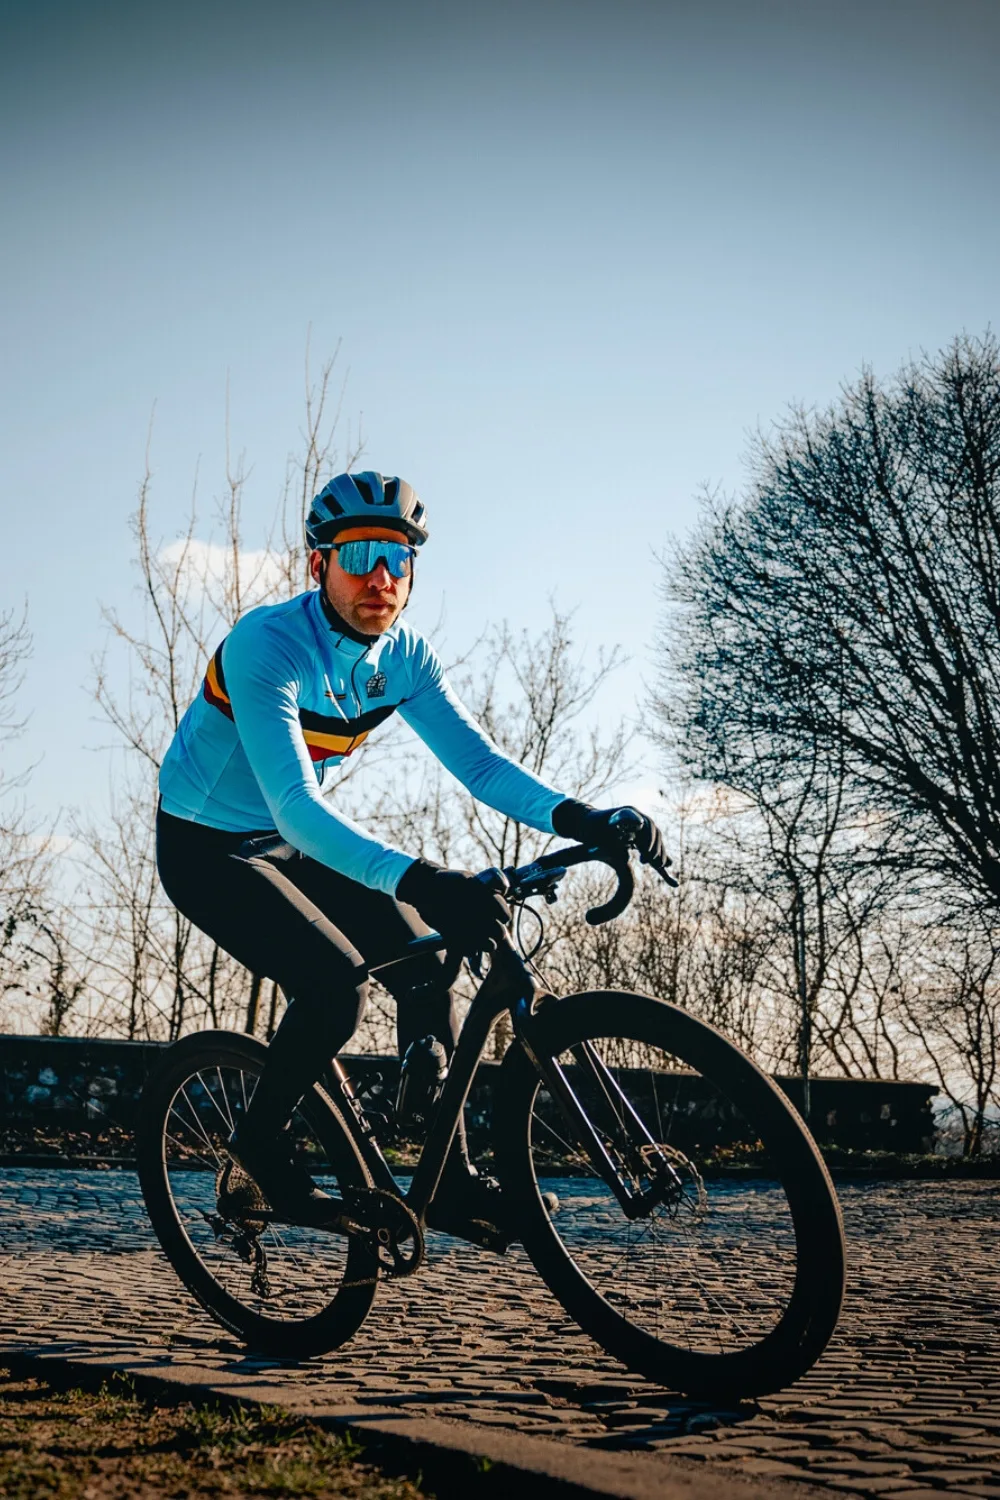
159, 588, 566, 896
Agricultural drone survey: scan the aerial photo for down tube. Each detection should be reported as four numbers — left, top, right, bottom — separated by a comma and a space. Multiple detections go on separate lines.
406, 948, 535, 1218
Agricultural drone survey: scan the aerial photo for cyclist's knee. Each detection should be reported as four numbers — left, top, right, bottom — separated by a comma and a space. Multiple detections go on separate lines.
288, 954, 368, 1037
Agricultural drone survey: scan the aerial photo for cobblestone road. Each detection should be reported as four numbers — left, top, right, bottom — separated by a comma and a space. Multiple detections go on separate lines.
1, 1169, 998, 1497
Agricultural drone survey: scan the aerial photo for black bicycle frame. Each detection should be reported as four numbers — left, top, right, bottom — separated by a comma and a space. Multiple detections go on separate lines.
324, 933, 668, 1224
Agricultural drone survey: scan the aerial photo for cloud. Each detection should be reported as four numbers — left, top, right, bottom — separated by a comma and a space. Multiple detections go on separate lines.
158, 537, 290, 611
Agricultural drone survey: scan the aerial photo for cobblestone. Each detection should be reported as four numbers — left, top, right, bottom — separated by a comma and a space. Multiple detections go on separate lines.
1, 1171, 998, 1495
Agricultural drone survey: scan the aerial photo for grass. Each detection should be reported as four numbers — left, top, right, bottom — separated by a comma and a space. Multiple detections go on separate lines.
0, 1367, 433, 1499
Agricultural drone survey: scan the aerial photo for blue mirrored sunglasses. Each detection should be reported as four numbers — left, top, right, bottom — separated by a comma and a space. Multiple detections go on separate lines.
328, 538, 415, 578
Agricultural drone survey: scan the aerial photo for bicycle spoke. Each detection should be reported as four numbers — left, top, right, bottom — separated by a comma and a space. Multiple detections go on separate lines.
529, 1105, 598, 1173
151, 1055, 372, 1334
171, 1086, 224, 1165
214, 1066, 236, 1133
196, 1068, 236, 1137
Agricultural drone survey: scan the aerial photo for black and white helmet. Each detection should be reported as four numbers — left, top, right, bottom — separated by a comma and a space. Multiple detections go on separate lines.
306, 471, 429, 550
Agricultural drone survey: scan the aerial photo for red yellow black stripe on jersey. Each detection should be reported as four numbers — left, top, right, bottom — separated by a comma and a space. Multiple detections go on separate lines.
297, 703, 397, 760
202, 644, 398, 760
203, 645, 234, 720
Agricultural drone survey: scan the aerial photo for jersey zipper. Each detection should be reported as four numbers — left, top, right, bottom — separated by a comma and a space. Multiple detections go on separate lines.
348, 647, 373, 752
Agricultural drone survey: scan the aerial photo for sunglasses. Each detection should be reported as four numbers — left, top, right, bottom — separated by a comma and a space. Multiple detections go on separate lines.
328, 538, 415, 579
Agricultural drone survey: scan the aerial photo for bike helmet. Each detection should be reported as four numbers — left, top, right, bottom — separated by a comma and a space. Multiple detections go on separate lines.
306, 471, 428, 549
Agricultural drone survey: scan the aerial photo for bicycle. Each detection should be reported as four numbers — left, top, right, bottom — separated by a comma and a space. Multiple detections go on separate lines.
137, 816, 846, 1398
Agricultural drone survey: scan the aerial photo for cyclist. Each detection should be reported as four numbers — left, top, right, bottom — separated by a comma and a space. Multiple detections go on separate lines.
157, 470, 671, 1244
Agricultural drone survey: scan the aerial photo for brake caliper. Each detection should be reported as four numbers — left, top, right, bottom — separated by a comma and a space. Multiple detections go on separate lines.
637, 1142, 707, 1218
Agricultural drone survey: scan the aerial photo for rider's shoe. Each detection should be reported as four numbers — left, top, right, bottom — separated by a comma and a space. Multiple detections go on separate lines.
426, 1171, 560, 1253
227, 1119, 331, 1223
427, 1169, 511, 1252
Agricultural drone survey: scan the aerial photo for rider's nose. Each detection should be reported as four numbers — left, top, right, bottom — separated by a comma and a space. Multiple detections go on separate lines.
367, 561, 395, 590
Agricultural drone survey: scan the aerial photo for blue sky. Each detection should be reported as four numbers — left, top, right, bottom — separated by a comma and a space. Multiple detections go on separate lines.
2, 0, 998, 825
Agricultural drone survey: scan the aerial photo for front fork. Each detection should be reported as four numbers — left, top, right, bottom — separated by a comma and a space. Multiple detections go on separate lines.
512, 996, 687, 1219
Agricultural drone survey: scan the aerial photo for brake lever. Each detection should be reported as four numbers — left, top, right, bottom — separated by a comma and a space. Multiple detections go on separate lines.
607, 808, 679, 889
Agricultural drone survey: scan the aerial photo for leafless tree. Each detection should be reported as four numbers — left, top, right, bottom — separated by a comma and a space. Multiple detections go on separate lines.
0, 605, 77, 1032
655, 331, 1000, 1145
896, 915, 1000, 1156
661, 330, 1000, 912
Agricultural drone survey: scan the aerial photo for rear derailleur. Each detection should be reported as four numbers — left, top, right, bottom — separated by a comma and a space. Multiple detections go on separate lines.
203, 1159, 272, 1297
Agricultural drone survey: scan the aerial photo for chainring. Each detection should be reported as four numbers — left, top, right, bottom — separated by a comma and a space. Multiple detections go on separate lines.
341, 1186, 425, 1278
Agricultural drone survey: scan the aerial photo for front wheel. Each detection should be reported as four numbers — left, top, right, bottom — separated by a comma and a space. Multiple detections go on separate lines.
495, 992, 846, 1398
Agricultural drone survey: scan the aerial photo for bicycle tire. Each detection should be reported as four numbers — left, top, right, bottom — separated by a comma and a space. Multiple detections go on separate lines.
136, 1030, 380, 1357
495, 991, 846, 1398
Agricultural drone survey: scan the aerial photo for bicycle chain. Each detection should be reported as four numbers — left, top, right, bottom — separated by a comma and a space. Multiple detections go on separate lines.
209, 1160, 424, 1281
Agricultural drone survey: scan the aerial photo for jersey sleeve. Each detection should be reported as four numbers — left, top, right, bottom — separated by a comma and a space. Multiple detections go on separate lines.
223, 620, 415, 896
397, 639, 566, 833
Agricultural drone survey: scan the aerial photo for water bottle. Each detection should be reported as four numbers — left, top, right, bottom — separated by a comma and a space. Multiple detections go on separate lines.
396, 1035, 449, 1124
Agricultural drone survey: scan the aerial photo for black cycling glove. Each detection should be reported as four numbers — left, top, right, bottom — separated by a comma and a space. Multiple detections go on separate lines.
396, 858, 512, 958
552, 799, 673, 879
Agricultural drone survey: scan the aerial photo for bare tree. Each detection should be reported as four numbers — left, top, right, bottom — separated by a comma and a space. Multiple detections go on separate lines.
897, 915, 1000, 1156
655, 331, 1000, 1144
0, 605, 72, 1032
661, 330, 1000, 912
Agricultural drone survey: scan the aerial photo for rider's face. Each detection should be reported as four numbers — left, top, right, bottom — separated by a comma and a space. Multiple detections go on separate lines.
310, 525, 412, 636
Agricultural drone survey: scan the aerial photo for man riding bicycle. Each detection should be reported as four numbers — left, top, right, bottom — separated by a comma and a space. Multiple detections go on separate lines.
157, 471, 670, 1245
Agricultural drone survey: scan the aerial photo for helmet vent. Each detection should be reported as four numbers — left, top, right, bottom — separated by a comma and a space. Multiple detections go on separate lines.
384, 477, 400, 505
353, 475, 377, 507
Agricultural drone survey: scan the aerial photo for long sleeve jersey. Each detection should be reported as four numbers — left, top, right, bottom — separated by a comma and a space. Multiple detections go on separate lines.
159, 588, 566, 896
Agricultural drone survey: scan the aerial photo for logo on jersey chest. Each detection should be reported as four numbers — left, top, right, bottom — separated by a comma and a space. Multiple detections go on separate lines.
366, 671, 387, 699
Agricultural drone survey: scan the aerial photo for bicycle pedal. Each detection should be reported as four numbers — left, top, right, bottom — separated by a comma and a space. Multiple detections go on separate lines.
471, 1220, 511, 1255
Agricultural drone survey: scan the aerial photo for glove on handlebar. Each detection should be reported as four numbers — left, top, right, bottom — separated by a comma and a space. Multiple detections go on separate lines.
552, 799, 673, 879
396, 858, 512, 958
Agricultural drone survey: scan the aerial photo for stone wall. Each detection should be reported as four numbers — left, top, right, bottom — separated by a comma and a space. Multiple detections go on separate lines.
0, 1033, 939, 1156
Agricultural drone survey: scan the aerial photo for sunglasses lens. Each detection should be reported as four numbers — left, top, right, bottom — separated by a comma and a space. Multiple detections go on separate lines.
336, 540, 413, 577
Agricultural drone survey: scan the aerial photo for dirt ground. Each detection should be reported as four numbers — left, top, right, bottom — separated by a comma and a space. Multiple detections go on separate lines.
0, 1368, 434, 1500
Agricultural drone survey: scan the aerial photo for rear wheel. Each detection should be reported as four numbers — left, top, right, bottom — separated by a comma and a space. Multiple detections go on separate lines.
136, 1030, 379, 1357
496, 992, 845, 1398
